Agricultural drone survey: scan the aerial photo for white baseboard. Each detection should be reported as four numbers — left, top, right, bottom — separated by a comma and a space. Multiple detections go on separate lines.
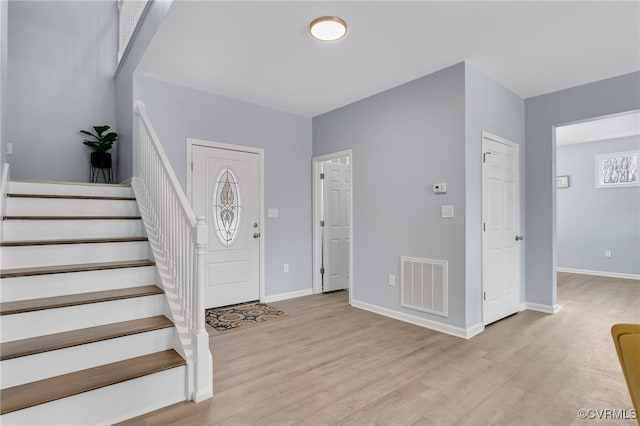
350, 299, 484, 339
525, 302, 560, 314
557, 267, 640, 280
263, 288, 313, 303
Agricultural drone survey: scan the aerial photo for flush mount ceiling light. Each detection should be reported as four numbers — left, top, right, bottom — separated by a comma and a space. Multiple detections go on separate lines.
309, 16, 347, 41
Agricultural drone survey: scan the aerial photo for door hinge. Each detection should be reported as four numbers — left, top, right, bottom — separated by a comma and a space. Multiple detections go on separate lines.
320, 220, 325, 227
320, 267, 325, 275
483, 291, 486, 301
320, 173, 325, 180
483, 152, 491, 163
483, 222, 486, 232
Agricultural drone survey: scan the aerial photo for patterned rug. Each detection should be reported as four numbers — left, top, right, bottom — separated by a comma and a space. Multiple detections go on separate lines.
205, 302, 287, 331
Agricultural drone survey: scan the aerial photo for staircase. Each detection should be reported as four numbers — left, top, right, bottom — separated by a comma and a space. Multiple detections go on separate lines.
0, 180, 188, 425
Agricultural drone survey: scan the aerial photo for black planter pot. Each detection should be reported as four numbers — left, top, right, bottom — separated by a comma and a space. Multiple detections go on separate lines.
90, 151, 113, 183
90, 152, 112, 168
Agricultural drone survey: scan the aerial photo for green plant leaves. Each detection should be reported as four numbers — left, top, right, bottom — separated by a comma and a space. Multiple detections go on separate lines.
80, 125, 118, 153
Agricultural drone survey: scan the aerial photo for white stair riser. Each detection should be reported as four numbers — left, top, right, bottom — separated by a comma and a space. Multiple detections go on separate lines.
0, 365, 187, 426
1, 242, 150, 269
8, 181, 133, 198
0, 295, 165, 342
1, 328, 175, 388
6, 197, 139, 217
2, 219, 144, 241
1, 266, 157, 302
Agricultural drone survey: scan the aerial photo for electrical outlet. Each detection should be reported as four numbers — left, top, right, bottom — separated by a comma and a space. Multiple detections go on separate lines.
388, 274, 396, 286
605, 250, 612, 258
284, 263, 289, 273
441, 205, 454, 218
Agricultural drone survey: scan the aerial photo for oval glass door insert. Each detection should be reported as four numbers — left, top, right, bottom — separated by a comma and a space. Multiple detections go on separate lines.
212, 167, 242, 246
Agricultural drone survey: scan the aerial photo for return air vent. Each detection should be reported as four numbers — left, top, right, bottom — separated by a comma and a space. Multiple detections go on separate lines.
400, 257, 448, 317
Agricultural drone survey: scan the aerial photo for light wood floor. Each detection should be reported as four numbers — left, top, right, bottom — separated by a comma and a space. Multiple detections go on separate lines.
121, 273, 640, 425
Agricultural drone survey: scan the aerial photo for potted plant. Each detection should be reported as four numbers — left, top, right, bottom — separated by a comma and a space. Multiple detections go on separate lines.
81, 125, 118, 169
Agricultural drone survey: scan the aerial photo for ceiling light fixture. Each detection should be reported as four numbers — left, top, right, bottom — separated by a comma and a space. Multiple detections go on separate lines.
309, 16, 347, 41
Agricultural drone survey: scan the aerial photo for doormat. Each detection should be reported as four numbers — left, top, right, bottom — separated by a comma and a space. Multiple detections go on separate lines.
205, 302, 287, 331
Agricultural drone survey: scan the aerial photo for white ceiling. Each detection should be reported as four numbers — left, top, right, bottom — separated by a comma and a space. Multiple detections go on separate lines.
556, 111, 640, 146
137, 1, 640, 118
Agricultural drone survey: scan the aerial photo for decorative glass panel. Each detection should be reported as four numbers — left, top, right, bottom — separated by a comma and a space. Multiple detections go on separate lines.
212, 167, 242, 246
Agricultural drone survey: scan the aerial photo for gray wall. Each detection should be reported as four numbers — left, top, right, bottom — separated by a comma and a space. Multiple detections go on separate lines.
464, 63, 525, 327
1, 0, 7, 165
313, 63, 468, 329
7, 1, 117, 182
133, 76, 312, 297
524, 72, 640, 308
114, 0, 172, 183
557, 136, 640, 275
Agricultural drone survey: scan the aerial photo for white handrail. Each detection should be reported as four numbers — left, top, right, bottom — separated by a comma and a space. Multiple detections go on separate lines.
118, 0, 150, 63
133, 101, 213, 402
0, 163, 10, 242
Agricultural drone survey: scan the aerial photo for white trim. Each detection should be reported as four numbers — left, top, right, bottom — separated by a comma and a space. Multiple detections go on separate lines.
9, 178, 130, 187
263, 288, 313, 303
557, 267, 640, 280
351, 299, 484, 340
1, 163, 10, 242
525, 302, 560, 314
186, 138, 266, 303
312, 150, 353, 305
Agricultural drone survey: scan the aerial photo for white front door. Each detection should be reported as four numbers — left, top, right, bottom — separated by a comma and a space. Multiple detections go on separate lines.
191, 145, 260, 308
482, 133, 521, 325
322, 162, 350, 292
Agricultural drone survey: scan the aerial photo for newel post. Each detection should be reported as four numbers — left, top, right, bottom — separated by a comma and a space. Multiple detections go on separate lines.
192, 216, 213, 402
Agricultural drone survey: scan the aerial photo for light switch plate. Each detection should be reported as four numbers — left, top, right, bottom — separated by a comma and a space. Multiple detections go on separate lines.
441, 205, 454, 218
268, 208, 279, 218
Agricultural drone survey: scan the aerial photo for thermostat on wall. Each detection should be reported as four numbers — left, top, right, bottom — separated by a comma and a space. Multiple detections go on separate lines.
433, 183, 447, 194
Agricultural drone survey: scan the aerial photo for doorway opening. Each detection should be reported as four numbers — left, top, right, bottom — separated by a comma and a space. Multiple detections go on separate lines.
554, 111, 640, 297
312, 150, 353, 304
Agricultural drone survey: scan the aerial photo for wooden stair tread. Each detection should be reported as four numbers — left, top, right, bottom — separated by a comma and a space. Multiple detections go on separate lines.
0, 285, 163, 315
0, 316, 173, 361
0, 259, 155, 278
7, 193, 136, 201
0, 236, 148, 247
3, 216, 142, 220
0, 349, 185, 415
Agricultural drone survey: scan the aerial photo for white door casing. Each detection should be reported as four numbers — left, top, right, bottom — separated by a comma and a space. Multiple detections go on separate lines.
190, 143, 261, 308
322, 162, 351, 292
482, 133, 521, 325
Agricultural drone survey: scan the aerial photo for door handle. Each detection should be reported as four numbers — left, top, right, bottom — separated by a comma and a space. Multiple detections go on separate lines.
515, 235, 524, 241
253, 233, 261, 238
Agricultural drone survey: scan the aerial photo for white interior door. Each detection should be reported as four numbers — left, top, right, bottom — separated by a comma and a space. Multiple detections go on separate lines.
322, 162, 351, 292
482, 134, 521, 325
191, 145, 260, 308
